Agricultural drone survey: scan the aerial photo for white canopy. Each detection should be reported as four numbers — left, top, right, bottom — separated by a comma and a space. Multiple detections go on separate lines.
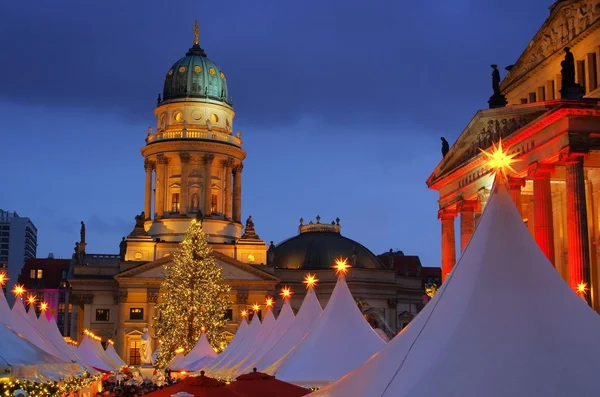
173, 332, 217, 371
206, 313, 261, 377
220, 307, 277, 378
313, 179, 600, 397
201, 318, 248, 372
37, 314, 83, 365
257, 287, 322, 373
273, 274, 385, 387
105, 344, 126, 368
169, 353, 185, 371
233, 299, 296, 377
76, 336, 118, 372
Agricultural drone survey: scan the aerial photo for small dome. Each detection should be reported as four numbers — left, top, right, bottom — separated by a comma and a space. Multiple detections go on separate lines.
271, 223, 385, 270
162, 44, 230, 105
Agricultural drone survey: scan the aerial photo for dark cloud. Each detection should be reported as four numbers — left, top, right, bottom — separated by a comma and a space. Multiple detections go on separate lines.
0, 0, 552, 132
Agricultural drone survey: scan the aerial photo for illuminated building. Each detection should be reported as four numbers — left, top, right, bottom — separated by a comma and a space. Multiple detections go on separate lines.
68, 23, 424, 363
427, 0, 600, 310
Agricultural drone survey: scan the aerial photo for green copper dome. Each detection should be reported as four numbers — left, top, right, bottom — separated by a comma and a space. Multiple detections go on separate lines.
161, 44, 231, 106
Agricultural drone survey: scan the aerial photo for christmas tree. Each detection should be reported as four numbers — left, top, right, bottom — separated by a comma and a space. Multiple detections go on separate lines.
154, 219, 231, 368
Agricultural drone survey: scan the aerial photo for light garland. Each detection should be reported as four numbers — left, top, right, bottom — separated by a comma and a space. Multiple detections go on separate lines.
0, 372, 101, 397
83, 329, 102, 342
154, 219, 231, 368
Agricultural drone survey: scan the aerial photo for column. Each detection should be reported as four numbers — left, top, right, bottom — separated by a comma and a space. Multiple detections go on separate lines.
224, 158, 233, 219
458, 199, 477, 253
203, 154, 215, 216
114, 292, 128, 359
179, 153, 190, 216
562, 151, 592, 304
507, 176, 526, 218
144, 159, 154, 220
528, 162, 556, 265
156, 154, 169, 218
474, 188, 490, 225
233, 163, 243, 223
147, 290, 158, 351
438, 207, 457, 282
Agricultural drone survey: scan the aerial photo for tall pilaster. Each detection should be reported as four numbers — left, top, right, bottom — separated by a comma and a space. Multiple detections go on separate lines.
114, 291, 128, 359
528, 162, 556, 265
203, 154, 215, 216
474, 188, 490, 225
179, 152, 190, 216
562, 151, 591, 304
144, 159, 154, 220
233, 163, 243, 223
156, 154, 169, 219
438, 207, 457, 282
458, 199, 477, 253
507, 176, 526, 218
224, 158, 233, 220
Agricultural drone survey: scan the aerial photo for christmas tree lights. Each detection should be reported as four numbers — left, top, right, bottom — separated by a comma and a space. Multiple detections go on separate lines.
154, 219, 231, 368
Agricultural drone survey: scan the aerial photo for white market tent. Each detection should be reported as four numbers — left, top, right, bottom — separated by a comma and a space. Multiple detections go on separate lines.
77, 336, 118, 372
313, 179, 600, 397
272, 274, 385, 387
168, 353, 185, 370
220, 306, 277, 378
105, 343, 126, 368
173, 332, 217, 371
233, 299, 296, 377
37, 314, 83, 365
256, 286, 322, 373
207, 309, 264, 378
201, 318, 248, 372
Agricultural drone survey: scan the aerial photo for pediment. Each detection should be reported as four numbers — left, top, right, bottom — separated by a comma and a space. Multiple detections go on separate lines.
427, 105, 551, 186
501, 0, 600, 92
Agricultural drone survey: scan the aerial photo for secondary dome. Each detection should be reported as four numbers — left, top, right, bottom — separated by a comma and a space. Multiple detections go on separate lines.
161, 42, 230, 105
269, 217, 386, 270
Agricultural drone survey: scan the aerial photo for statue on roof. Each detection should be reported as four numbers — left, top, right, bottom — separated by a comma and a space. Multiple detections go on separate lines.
441, 137, 449, 158
561, 47, 576, 88
491, 64, 501, 96
267, 241, 276, 266
119, 237, 127, 261
135, 212, 145, 228
80, 221, 86, 244
242, 216, 259, 239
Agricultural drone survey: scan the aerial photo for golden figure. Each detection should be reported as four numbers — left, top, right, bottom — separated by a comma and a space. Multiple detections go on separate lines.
194, 20, 199, 45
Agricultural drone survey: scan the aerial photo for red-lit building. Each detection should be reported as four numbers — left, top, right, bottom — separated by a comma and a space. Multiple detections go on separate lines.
18, 257, 72, 336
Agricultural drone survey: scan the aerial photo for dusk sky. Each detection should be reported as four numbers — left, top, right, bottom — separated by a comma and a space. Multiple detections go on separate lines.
1, 0, 552, 267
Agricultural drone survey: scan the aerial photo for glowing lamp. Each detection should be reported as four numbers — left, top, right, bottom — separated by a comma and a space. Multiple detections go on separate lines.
280, 286, 292, 299
240, 309, 248, 317
12, 284, 25, 297
26, 294, 36, 306
39, 302, 48, 312
303, 273, 319, 289
201, 326, 206, 332
480, 138, 519, 176
577, 282, 588, 295
0, 272, 8, 286
333, 257, 351, 276
252, 303, 260, 312
265, 297, 274, 307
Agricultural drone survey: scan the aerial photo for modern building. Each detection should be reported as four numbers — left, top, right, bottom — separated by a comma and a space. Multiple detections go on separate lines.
68, 23, 425, 364
427, 0, 600, 311
17, 256, 72, 336
0, 210, 37, 299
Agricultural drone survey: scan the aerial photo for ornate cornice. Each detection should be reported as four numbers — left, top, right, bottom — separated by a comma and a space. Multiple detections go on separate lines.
233, 163, 244, 174
144, 158, 155, 171
114, 291, 128, 304
157, 153, 170, 164
180, 152, 191, 163
147, 290, 159, 303
235, 292, 249, 304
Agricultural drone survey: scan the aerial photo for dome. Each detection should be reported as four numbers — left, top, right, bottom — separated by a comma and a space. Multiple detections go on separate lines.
161, 44, 230, 105
270, 220, 386, 270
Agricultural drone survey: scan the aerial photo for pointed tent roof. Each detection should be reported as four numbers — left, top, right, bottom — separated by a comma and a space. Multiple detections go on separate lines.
314, 180, 600, 397
257, 287, 322, 372
105, 344, 126, 368
221, 306, 278, 378
37, 314, 83, 365
174, 332, 217, 371
273, 275, 385, 387
77, 336, 118, 372
234, 300, 296, 377
0, 291, 13, 327
207, 312, 262, 377
169, 353, 185, 370
202, 319, 249, 373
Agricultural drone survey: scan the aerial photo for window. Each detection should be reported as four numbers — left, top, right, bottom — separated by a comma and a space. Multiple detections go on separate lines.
130, 308, 144, 320
129, 340, 141, 366
171, 193, 180, 212
37, 269, 43, 279
224, 309, 233, 321
95, 309, 110, 322
211, 193, 218, 214
30, 269, 36, 279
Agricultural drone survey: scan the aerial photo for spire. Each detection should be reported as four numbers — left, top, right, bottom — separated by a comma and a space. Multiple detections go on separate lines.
194, 20, 199, 46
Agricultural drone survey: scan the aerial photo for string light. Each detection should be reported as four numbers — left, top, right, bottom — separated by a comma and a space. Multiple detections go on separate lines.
303, 273, 319, 289
333, 257, 351, 276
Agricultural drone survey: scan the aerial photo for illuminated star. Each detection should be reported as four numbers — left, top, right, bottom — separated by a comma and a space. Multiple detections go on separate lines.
201, 326, 206, 332
252, 303, 260, 312
333, 257, 351, 276
12, 284, 25, 297
240, 309, 248, 317
0, 272, 8, 286
265, 297, 274, 307
577, 282, 588, 295
303, 273, 319, 289
26, 294, 36, 306
280, 286, 292, 299
480, 138, 520, 176
39, 302, 48, 312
